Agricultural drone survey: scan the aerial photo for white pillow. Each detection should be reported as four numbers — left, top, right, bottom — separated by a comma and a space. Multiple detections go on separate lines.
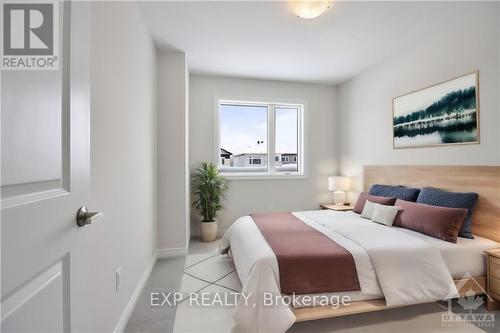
371, 204, 400, 226
360, 200, 378, 219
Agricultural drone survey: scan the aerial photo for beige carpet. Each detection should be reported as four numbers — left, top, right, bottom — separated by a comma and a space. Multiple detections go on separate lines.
174, 251, 498, 333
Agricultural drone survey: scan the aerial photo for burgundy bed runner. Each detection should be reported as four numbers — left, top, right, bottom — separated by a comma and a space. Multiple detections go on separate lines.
250, 212, 360, 295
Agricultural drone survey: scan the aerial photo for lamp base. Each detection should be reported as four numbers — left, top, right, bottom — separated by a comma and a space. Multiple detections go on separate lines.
333, 191, 346, 205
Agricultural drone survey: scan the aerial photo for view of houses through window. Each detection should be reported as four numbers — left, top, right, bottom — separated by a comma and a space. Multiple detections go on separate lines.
218, 100, 302, 175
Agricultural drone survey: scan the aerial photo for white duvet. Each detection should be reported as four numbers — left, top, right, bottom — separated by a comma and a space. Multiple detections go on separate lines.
220, 210, 460, 333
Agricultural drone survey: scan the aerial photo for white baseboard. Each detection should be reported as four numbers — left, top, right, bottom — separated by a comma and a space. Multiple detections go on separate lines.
113, 247, 188, 332
113, 254, 157, 333
156, 247, 188, 258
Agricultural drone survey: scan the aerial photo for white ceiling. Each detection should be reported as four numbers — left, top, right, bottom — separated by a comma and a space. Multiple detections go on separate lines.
139, 1, 482, 85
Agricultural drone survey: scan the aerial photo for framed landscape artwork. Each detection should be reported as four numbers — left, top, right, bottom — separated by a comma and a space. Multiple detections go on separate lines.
393, 71, 479, 148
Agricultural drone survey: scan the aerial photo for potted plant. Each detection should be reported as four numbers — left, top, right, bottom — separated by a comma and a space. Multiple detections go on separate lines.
192, 162, 229, 242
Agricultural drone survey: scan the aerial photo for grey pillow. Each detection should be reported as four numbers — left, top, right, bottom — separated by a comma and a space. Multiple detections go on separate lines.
416, 187, 479, 239
369, 184, 421, 202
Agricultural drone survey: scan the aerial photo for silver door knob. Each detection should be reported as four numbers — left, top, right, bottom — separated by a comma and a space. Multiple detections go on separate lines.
76, 206, 103, 227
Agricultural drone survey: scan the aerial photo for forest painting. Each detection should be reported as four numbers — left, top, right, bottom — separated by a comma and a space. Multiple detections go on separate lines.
393, 72, 479, 148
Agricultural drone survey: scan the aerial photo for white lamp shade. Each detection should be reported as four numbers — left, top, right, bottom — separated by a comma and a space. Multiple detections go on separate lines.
328, 176, 349, 191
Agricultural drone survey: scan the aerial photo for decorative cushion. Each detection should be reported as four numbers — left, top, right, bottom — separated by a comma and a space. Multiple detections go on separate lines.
371, 204, 401, 226
416, 187, 479, 239
393, 199, 467, 243
369, 184, 421, 202
360, 200, 378, 219
353, 193, 397, 214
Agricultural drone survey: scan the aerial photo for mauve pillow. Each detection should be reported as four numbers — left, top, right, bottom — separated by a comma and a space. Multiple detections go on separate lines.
353, 193, 397, 214
369, 184, 421, 202
393, 199, 467, 243
417, 187, 478, 239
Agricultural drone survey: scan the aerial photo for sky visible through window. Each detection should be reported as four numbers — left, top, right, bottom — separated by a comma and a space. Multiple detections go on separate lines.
275, 107, 298, 155
220, 104, 298, 156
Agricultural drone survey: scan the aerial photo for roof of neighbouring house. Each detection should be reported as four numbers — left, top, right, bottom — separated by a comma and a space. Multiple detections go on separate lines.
232, 153, 267, 157
220, 148, 232, 156
231, 152, 298, 157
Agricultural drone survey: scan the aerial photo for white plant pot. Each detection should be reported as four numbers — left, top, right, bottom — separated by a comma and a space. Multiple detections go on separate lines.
200, 220, 217, 242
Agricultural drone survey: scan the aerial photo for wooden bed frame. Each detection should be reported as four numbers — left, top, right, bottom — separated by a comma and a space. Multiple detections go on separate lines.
293, 165, 500, 322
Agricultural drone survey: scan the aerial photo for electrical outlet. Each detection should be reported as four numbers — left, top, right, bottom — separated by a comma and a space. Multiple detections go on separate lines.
115, 267, 122, 292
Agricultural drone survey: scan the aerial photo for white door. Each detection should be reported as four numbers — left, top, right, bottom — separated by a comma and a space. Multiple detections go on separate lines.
1, 2, 92, 332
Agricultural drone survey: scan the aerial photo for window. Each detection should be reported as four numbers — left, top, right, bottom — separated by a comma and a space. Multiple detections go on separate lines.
217, 99, 304, 177
248, 157, 262, 165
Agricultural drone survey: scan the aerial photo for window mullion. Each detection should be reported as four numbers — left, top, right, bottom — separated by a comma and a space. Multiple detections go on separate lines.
297, 106, 302, 174
268, 105, 276, 173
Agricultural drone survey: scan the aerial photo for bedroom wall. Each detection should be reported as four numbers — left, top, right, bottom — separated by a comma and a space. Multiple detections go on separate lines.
90, 2, 157, 331
157, 52, 190, 251
189, 75, 337, 233
337, 1, 500, 199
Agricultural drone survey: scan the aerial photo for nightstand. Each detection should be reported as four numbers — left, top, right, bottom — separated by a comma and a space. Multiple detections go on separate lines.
320, 204, 354, 211
484, 248, 500, 310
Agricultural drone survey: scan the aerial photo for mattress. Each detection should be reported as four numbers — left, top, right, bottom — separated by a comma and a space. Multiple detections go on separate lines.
227, 210, 498, 308
292, 222, 498, 308
395, 224, 498, 278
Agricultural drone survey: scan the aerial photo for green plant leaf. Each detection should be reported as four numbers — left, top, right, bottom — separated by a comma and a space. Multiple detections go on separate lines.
191, 162, 229, 222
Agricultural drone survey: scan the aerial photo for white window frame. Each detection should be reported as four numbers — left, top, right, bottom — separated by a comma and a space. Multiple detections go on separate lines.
214, 97, 306, 180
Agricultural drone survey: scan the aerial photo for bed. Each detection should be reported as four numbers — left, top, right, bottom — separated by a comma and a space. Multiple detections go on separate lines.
220, 165, 500, 333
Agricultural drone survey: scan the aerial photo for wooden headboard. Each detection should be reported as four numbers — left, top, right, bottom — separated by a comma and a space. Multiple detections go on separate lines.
363, 165, 500, 243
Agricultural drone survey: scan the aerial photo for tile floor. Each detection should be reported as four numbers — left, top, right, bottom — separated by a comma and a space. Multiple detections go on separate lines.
125, 238, 499, 333
173, 239, 240, 333
124, 238, 237, 333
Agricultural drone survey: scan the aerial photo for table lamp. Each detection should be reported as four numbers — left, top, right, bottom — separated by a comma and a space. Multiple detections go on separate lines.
328, 176, 349, 205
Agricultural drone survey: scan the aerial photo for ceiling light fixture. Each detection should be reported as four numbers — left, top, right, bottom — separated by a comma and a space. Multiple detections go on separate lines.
291, 0, 332, 19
